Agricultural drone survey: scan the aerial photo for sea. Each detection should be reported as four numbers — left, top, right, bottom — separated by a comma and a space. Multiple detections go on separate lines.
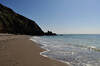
30, 34, 100, 66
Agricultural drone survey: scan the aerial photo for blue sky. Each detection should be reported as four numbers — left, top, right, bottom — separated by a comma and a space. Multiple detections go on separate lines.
0, 0, 100, 34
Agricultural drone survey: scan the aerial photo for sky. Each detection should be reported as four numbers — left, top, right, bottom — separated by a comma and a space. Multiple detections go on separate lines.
0, 0, 100, 34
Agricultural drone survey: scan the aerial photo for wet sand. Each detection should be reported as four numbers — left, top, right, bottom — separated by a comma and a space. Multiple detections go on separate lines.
0, 34, 69, 66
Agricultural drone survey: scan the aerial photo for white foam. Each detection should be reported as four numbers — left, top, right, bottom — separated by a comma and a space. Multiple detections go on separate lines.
30, 36, 100, 66
89, 46, 96, 49
30, 36, 72, 66
40, 51, 72, 66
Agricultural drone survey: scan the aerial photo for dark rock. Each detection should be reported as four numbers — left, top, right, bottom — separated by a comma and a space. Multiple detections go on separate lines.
0, 3, 44, 35
45, 31, 56, 36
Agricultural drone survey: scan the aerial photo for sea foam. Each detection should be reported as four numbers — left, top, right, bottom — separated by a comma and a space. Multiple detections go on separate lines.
30, 34, 100, 66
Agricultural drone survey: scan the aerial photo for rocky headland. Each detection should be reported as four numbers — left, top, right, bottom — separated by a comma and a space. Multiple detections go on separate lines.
0, 4, 56, 36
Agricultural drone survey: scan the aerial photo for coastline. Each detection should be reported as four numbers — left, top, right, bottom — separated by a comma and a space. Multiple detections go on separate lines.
0, 34, 69, 66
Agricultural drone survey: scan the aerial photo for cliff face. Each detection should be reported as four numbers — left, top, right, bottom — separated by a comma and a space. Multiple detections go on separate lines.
0, 4, 44, 35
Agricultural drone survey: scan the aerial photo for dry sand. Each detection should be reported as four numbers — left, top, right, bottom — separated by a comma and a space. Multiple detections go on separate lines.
0, 34, 69, 66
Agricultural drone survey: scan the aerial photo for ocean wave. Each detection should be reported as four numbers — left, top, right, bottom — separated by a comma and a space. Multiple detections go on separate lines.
30, 35, 100, 66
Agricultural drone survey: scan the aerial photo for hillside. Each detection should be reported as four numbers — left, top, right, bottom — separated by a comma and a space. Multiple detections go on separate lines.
0, 4, 44, 35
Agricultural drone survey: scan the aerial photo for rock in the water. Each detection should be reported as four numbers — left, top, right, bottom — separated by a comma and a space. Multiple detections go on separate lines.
0, 4, 44, 35
45, 31, 56, 36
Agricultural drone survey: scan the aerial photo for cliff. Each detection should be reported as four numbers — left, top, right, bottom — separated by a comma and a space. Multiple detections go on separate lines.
0, 4, 44, 35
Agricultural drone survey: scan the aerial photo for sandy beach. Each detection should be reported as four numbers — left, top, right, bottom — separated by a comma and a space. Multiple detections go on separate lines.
0, 34, 69, 66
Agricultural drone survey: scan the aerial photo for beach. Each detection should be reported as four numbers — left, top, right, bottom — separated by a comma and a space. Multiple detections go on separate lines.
0, 34, 68, 66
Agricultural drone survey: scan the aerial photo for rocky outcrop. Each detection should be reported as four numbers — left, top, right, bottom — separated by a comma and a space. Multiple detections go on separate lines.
0, 4, 44, 35
45, 31, 56, 36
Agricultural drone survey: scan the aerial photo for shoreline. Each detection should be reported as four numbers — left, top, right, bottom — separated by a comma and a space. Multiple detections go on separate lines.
30, 36, 71, 66
0, 34, 69, 66
40, 49, 71, 66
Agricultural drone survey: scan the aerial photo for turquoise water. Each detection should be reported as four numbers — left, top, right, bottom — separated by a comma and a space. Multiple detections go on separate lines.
31, 34, 100, 66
